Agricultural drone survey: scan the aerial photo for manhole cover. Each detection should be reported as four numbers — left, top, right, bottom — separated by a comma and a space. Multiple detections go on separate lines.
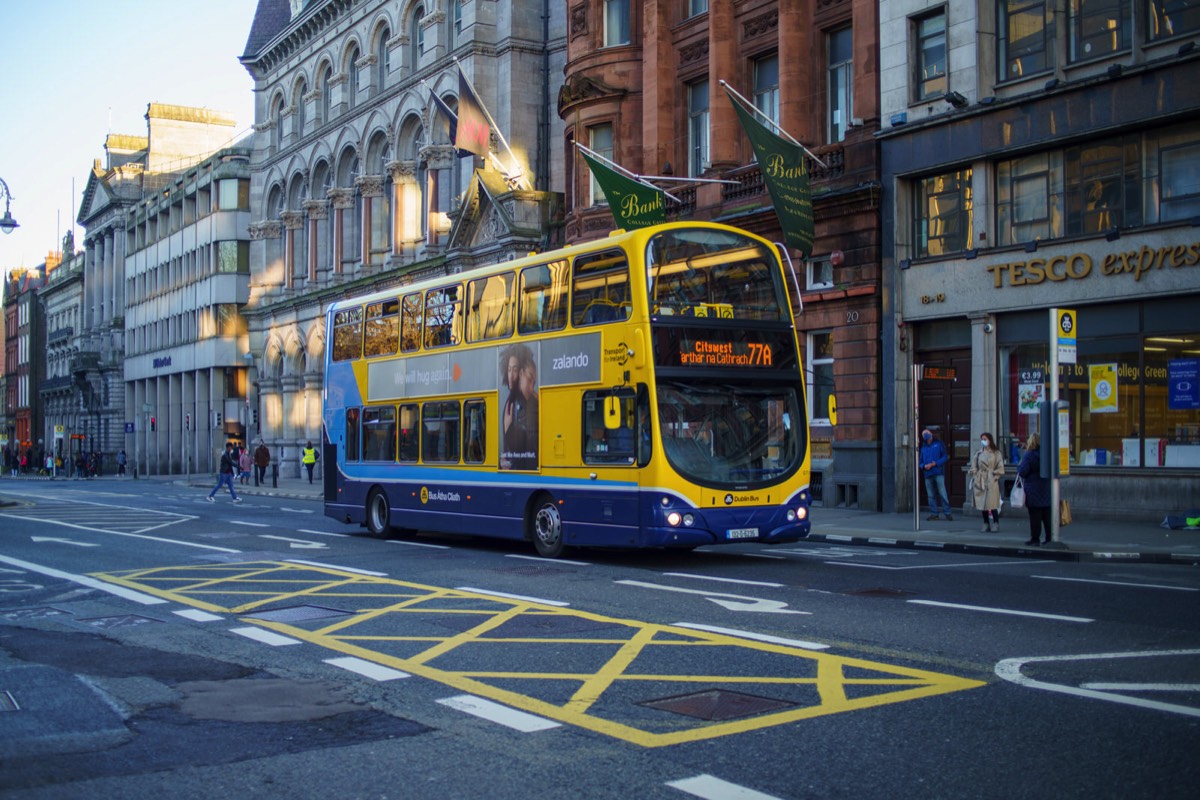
641, 689, 797, 721
244, 605, 353, 622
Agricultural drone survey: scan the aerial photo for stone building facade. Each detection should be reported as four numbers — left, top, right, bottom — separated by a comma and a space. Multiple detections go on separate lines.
38, 238, 85, 466
77, 104, 245, 475
239, 0, 566, 477
878, 1, 1200, 518
558, 0, 883, 508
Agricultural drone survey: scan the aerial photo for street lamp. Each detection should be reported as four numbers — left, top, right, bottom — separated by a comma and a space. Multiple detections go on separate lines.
0, 176, 18, 234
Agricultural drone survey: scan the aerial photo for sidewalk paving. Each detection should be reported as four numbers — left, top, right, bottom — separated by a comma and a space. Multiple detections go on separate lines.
3, 474, 1198, 565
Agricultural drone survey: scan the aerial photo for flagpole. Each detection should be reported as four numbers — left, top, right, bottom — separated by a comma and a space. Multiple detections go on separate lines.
452, 58, 532, 190
719, 80, 827, 169
573, 142, 682, 203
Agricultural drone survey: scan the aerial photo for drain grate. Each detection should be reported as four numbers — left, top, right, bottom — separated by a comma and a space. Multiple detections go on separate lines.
640, 689, 797, 721
0, 690, 19, 712
848, 587, 916, 597
244, 605, 353, 622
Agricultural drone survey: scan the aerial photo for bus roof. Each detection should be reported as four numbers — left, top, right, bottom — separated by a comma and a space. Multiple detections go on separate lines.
327, 221, 770, 313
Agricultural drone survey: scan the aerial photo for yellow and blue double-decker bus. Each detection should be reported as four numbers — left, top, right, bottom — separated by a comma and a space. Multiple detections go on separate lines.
323, 221, 811, 557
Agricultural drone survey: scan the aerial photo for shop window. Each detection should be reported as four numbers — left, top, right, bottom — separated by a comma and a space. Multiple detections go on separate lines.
1069, 0, 1130, 62
1148, 0, 1200, 41
913, 11, 947, 101
808, 331, 835, 425
916, 169, 974, 256
998, 1, 1054, 81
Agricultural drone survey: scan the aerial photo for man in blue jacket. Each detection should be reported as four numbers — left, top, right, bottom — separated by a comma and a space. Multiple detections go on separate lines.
919, 428, 953, 520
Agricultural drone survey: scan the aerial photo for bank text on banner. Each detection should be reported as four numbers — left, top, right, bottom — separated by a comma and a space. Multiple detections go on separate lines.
580, 150, 666, 231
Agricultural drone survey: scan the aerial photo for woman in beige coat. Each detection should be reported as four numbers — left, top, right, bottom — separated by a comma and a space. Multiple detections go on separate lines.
970, 432, 1005, 531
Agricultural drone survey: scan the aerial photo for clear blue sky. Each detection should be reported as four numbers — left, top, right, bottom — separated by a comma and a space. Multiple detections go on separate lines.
0, 0, 259, 273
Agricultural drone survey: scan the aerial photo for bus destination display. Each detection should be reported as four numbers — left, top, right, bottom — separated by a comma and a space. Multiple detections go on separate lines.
654, 327, 796, 371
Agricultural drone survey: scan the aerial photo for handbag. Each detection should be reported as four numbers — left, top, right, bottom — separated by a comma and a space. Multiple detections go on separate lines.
1060, 499, 1073, 526
1009, 476, 1026, 509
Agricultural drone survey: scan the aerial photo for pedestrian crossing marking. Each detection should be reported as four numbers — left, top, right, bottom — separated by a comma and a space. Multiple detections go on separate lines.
94, 560, 985, 746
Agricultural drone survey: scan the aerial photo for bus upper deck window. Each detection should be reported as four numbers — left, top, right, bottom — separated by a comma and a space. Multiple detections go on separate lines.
332, 307, 364, 361
572, 250, 631, 327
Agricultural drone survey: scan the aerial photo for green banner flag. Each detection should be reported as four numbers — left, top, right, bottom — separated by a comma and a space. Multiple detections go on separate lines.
580, 150, 666, 230
727, 90, 814, 256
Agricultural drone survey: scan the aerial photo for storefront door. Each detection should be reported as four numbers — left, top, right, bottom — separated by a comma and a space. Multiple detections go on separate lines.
918, 348, 972, 508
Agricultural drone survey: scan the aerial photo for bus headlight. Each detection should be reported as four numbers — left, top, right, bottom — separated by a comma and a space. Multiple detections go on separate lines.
796, 506, 808, 521
786, 509, 796, 522
682, 513, 695, 527
666, 511, 682, 527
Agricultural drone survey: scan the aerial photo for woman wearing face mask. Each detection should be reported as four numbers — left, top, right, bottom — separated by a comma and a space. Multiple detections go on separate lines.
969, 432, 1005, 532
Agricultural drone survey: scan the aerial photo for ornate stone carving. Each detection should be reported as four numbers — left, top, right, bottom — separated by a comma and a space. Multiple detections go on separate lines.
328, 72, 348, 87
280, 210, 305, 230
419, 145, 456, 170
557, 73, 625, 115
302, 199, 329, 220
355, 53, 377, 70
250, 220, 283, 240
680, 40, 709, 66
743, 9, 779, 38
327, 187, 357, 209
355, 174, 385, 197
387, 160, 418, 181
302, 88, 321, 103
570, 4, 587, 38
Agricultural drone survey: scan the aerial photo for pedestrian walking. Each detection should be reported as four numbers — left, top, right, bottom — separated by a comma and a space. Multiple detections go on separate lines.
45, 453, 55, 479
970, 432, 1005, 532
207, 443, 243, 503
117, 449, 127, 477
919, 428, 953, 520
302, 441, 318, 484
253, 440, 270, 485
1017, 432, 1053, 545
238, 447, 252, 485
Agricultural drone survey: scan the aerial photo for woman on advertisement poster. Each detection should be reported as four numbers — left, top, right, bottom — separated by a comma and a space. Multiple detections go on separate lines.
501, 342, 539, 470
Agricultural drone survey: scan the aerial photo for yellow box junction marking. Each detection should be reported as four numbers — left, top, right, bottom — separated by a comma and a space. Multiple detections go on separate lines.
93, 561, 984, 747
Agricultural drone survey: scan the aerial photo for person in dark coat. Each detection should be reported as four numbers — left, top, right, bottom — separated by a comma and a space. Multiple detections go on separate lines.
1017, 432, 1053, 545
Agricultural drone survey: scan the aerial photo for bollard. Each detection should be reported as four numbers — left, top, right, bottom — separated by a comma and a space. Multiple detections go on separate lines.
272, 463, 278, 488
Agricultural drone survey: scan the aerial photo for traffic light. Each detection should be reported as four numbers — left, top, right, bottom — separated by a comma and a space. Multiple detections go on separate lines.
214, 412, 223, 429
185, 413, 191, 431
252, 409, 259, 427
150, 416, 157, 432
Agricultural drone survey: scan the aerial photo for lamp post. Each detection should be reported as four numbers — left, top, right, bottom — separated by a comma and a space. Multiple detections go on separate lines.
244, 352, 257, 484
0, 177, 19, 234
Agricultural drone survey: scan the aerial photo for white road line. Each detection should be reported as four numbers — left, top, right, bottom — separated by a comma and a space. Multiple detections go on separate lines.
174, 609, 224, 622
616, 580, 809, 615
672, 623, 828, 651
833, 560, 1053, 571
386, 540, 450, 549
260, 535, 327, 549
667, 773, 784, 800
741, 552, 786, 559
662, 572, 784, 588
297, 529, 350, 537
324, 656, 410, 681
456, 587, 569, 606
0, 554, 167, 605
909, 599, 1092, 623
505, 553, 591, 566
1081, 682, 1200, 691
230, 626, 302, 646
281, 507, 315, 513
284, 559, 387, 576
231, 521, 270, 528
437, 694, 560, 732
0, 511, 240, 552
996, 649, 1200, 718
1031, 575, 1200, 592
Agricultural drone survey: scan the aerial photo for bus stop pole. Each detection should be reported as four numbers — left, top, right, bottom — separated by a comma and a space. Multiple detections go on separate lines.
913, 363, 922, 533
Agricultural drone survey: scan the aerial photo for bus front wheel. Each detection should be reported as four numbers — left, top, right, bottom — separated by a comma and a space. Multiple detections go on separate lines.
366, 488, 391, 537
530, 496, 565, 558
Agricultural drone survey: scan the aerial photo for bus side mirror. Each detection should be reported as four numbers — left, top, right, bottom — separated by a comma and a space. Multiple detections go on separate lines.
604, 395, 621, 430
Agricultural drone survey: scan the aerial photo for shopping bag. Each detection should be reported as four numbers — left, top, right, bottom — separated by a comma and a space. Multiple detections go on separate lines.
1009, 476, 1026, 509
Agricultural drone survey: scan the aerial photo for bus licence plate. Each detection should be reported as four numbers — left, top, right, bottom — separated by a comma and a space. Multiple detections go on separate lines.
726, 528, 759, 540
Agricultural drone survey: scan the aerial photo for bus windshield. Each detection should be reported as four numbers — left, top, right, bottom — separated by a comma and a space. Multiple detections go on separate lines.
657, 381, 801, 488
646, 228, 787, 321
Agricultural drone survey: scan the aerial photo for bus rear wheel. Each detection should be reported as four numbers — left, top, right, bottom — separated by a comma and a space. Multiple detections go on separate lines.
530, 496, 565, 558
365, 488, 391, 537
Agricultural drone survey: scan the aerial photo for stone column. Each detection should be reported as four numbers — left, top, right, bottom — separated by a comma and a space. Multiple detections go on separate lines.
388, 160, 420, 251
280, 374, 301, 477
707, 1, 737, 173
969, 314, 999, 454
303, 199, 329, 283
418, 147, 454, 249
280, 211, 305, 289
328, 188, 356, 275
250, 220, 285, 290
355, 174, 385, 267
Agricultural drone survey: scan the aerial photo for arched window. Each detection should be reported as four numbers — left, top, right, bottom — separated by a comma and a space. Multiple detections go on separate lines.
288, 174, 308, 283
368, 134, 392, 256
449, 0, 462, 51
337, 150, 361, 262
295, 78, 308, 138
347, 45, 360, 109
311, 160, 333, 275
318, 63, 332, 124
411, 6, 424, 71
271, 94, 286, 151
376, 28, 390, 90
